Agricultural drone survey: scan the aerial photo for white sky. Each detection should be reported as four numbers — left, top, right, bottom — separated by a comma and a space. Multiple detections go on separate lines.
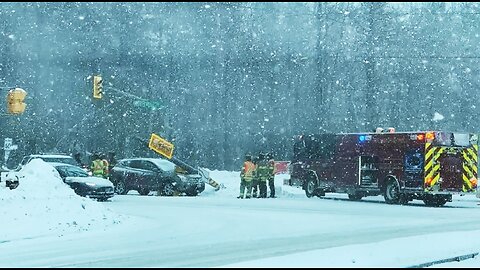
0, 160, 479, 267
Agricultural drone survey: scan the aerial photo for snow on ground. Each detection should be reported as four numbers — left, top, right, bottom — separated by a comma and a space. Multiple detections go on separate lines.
0, 159, 123, 242
1, 165, 480, 267
203, 170, 480, 268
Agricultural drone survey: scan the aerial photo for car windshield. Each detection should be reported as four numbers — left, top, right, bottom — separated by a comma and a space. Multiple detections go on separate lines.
55, 165, 88, 177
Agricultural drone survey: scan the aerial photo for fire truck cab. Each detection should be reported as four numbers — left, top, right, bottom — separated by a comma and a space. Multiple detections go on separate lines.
289, 131, 478, 207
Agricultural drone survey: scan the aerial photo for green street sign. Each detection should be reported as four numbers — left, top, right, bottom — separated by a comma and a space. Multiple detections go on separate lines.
133, 99, 162, 110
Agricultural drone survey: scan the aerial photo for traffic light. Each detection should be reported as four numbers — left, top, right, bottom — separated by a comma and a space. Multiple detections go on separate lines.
6, 88, 27, 114
93, 75, 103, 99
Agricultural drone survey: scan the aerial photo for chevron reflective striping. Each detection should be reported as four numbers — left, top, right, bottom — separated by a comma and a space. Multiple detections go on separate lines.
424, 144, 433, 187
425, 143, 434, 162
424, 145, 443, 189
467, 148, 477, 163
462, 145, 477, 192
430, 164, 441, 186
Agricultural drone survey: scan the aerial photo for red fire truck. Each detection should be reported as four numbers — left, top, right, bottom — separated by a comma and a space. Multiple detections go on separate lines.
289, 131, 478, 206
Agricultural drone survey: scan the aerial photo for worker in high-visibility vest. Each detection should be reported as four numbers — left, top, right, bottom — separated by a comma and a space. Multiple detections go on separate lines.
238, 154, 256, 199
255, 152, 269, 198
90, 153, 107, 178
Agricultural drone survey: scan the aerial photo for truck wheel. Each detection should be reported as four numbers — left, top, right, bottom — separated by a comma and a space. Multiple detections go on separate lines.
384, 179, 401, 204
304, 178, 317, 198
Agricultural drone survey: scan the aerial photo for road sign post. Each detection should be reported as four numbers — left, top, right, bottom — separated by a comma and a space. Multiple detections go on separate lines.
3, 137, 18, 167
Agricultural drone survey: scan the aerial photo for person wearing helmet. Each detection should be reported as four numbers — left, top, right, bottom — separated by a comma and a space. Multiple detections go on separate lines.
91, 152, 107, 178
255, 151, 269, 198
238, 154, 255, 199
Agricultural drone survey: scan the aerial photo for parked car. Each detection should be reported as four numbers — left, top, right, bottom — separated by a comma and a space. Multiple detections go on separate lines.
110, 158, 205, 196
51, 162, 114, 201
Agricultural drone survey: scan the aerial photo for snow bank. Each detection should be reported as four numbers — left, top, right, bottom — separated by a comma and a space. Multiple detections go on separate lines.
0, 159, 123, 241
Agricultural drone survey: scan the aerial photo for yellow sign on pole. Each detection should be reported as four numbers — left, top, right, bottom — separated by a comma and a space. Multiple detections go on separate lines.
148, 133, 174, 159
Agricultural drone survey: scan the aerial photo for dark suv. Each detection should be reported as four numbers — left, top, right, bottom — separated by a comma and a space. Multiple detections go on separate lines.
110, 158, 205, 196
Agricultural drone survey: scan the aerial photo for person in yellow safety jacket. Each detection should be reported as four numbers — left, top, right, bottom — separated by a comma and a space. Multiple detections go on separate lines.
238, 154, 256, 199
251, 155, 260, 198
255, 152, 269, 198
91, 153, 107, 179
266, 152, 276, 198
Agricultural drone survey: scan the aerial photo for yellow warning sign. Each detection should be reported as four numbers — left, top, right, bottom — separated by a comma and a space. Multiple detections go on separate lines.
148, 133, 174, 159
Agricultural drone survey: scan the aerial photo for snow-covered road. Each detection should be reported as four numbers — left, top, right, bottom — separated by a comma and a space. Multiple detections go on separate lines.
1, 169, 480, 267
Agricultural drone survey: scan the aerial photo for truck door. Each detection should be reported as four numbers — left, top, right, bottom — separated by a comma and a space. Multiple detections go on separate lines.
425, 147, 465, 192
437, 150, 463, 191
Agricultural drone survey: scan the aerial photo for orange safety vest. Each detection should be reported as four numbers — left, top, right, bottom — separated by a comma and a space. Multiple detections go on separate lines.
242, 161, 255, 182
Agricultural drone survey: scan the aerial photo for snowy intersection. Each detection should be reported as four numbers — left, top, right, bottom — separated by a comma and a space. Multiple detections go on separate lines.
1, 163, 480, 267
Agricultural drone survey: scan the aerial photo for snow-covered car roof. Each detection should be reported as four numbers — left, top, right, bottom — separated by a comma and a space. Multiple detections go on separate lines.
120, 158, 176, 172
28, 154, 73, 158
22, 155, 78, 166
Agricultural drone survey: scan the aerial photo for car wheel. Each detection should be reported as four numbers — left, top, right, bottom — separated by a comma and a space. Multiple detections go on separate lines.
115, 181, 128, 195
160, 183, 175, 196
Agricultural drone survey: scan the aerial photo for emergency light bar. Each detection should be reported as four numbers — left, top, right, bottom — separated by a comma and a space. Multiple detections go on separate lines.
358, 135, 372, 143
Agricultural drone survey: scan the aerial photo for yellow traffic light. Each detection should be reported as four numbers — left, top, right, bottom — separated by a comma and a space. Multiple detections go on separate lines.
6, 88, 27, 114
93, 75, 103, 99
